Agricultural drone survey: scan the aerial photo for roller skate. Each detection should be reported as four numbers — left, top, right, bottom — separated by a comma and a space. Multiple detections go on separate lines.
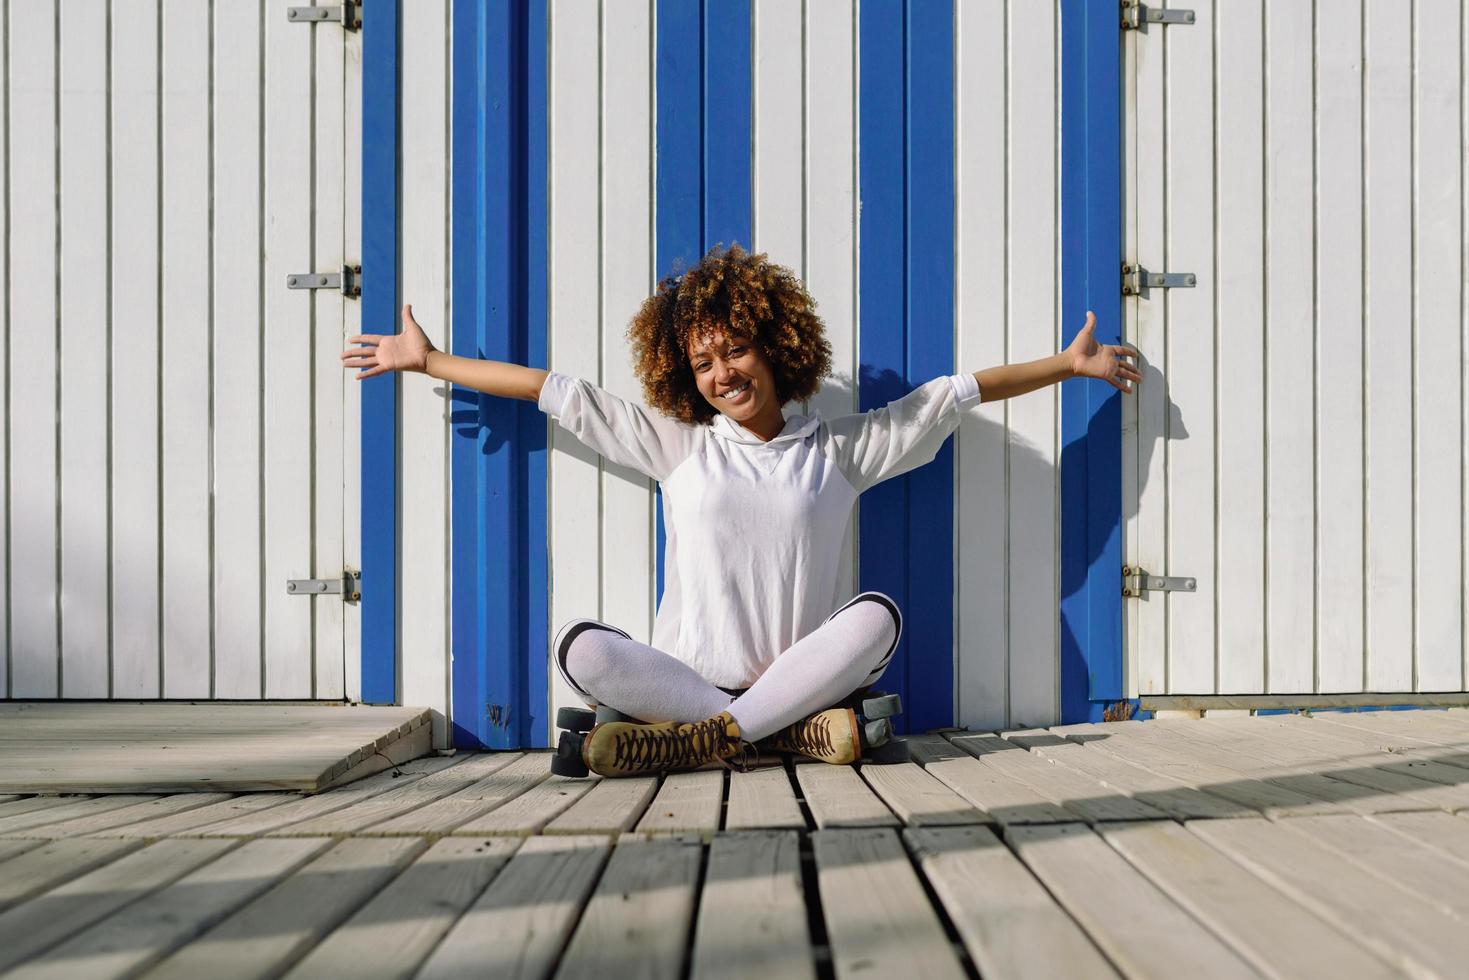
760, 692, 905, 765
552, 710, 749, 779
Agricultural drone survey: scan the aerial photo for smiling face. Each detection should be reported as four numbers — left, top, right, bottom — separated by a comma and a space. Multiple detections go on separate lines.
687, 329, 781, 429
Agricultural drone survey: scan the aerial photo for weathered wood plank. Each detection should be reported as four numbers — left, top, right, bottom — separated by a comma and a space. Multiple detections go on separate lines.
21, 794, 235, 839
555, 835, 703, 980
0, 796, 78, 821
0, 838, 239, 973
0, 795, 25, 805
143, 837, 427, 980
0, 838, 144, 913
453, 776, 597, 835
860, 762, 987, 826
269, 752, 508, 835
9, 837, 334, 980
691, 831, 813, 980
813, 829, 966, 980
96, 793, 296, 839
193, 754, 463, 837
1189, 816, 1469, 978
1369, 810, 1469, 863
0, 795, 158, 836
904, 826, 1117, 979
947, 734, 1167, 823
724, 766, 805, 831
283, 837, 521, 980
795, 764, 897, 828
1100, 820, 1399, 979
413, 835, 611, 980
365, 753, 547, 836
0, 838, 42, 865
1006, 824, 1257, 979
636, 770, 724, 837
907, 737, 1075, 825
544, 777, 658, 835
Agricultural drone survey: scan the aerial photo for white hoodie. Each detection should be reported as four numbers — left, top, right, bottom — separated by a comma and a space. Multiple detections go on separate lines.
538, 371, 982, 688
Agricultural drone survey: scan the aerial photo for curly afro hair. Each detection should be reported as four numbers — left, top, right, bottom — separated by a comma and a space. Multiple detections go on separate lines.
626, 243, 833, 425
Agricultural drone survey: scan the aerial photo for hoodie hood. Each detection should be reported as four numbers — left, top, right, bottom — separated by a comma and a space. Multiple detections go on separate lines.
709, 410, 822, 447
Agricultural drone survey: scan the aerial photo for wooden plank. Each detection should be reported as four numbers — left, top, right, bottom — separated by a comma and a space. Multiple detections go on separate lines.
636, 770, 724, 837
860, 762, 987, 826
267, 752, 507, 835
1100, 820, 1399, 979
9, 837, 333, 980
364, 753, 546, 836
1007, 824, 1257, 980
946, 733, 1167, 823
282, 837, 521, 980
554, 835, 702, 980
95, 793, 296, 839
907, 735, 1076, 825
795, 764, 897, 828
0, 0, 11, 697
813, 828, 966, 980
1190, 817, 1469, 977
905, 826, 1117, 980
413, 835, 610, 980
0, 796, 91, 821
22, 794, 235, 839
0, 838, 42, 865
753, 0, 803, 274
1289, 814, 1469, 923
0, 838, 238, 973
453, 776, 598, 835
1001, 730, 1255, 820
193, 754, 463, 837
724, 766, 805, 831
1369, 811, 1469, 864
0, 838, 144, 913
544, 776, 659, 836
691, 831, 813, 980
0, 795, 158, 837
143, 837, 427, 980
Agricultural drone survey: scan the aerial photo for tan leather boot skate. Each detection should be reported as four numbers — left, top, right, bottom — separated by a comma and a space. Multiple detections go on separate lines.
578, 710, 748, 778
761, 707, 865, 765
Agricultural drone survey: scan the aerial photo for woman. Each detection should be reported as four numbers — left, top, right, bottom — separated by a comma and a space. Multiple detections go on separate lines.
342, 244, 1140, 778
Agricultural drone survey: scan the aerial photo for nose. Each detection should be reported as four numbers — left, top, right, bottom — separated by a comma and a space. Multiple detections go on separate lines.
713, 358, 738, 385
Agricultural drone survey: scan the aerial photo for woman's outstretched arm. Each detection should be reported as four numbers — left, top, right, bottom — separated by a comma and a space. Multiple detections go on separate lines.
973, 311, 1140, 402
342, 304, 547, 401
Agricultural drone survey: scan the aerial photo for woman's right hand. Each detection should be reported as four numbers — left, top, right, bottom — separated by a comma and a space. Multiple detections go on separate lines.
342, 304, 436, 378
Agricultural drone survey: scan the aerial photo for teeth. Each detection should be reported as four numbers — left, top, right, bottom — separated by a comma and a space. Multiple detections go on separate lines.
721, 383, 749, 400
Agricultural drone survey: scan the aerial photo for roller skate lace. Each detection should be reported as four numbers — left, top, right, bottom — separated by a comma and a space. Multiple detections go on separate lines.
778, 713, 836, 757
611, 715, 743, 772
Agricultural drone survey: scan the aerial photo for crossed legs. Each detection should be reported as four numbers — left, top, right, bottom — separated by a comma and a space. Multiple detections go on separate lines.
553, 592, 902, 743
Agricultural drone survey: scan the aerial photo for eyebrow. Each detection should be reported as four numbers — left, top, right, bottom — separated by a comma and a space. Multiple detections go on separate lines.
688, 337, 749, 360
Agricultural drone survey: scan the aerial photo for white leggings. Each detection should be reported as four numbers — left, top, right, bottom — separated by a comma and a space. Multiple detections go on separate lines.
552, 592, 901, 743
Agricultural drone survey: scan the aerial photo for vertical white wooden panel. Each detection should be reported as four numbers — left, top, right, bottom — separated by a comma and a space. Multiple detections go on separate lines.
1412, 0, 1464, 691
1363, 0, 1414, 691
955, 0, 1010, 729
601, 1, 654, 641
1130, 0, 1166, 695
548, 0, 604, 719
9, 0, 60, 697
753, 0, 803, 274
58, 0, 110, 697
1262, 0, 1315, 694
1315, 0, 1366, 692
1004, 0, 1057, 727
161, 0, 212, 697
1163, 0, 1217, 693
213, 0, 265, 699
399, 0, 451, 743
0, 3, 8, 697
313, 6, 347, 699
343, 14, 364, 704
804, 0, 856, 609
1214, 0, 1266, 694
110, 0, 161, 698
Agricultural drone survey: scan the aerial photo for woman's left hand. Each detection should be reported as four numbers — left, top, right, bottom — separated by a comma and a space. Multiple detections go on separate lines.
1066, 311, 1142, 394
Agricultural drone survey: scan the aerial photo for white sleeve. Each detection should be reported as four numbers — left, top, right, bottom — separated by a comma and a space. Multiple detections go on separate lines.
538, 371, 702, 481
825, 373, 983, 493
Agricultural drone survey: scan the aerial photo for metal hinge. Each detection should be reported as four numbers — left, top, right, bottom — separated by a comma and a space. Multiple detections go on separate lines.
286, 265, 361, 298
287, 569, 361, 603
1122, 566, 1196, 598
1121, 2, 1196, 31
1122, 264, 1196, 296
286, 2, 361, 30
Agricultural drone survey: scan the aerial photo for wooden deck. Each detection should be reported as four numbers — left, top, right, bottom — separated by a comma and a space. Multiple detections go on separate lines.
3, 710, 1469, 977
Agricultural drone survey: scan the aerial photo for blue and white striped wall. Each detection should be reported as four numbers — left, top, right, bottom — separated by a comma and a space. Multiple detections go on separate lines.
361, 0, 1125, 749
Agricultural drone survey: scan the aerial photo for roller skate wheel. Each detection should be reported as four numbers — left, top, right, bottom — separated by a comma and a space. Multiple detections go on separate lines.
862, 717, 893, 749
866, 737, 912, 765
552, 730, 590, 778
556, 707, 597, 732
861, 693, 903, 720
595, 706, 637, 725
